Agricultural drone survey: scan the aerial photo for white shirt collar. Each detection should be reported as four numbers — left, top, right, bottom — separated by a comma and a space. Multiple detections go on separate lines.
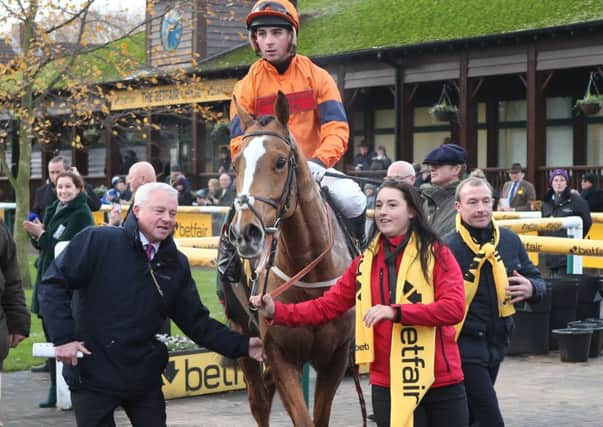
139, 232, 160, 256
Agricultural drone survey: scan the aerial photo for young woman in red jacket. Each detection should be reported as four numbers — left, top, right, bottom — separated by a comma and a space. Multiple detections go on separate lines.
251, 179, 468, 427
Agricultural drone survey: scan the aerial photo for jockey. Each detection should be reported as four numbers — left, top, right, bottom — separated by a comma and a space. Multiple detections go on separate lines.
218, 1, 367, 290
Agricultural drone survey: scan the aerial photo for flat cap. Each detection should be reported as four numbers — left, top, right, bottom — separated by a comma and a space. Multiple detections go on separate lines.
423, 143, 466, 165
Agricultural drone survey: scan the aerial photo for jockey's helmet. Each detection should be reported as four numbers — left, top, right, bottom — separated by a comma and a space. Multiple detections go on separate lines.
246, 1, 299, 55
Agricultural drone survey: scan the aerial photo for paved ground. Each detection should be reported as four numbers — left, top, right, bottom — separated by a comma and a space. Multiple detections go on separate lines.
1, 352, 602, 426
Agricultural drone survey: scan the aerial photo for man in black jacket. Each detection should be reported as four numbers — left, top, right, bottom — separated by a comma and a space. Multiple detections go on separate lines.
444, 177, 547, 427
32, 156, 101, 218
39, 182, 264, 427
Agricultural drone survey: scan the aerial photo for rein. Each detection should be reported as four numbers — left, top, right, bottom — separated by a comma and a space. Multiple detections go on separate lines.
268, 199, 334, 299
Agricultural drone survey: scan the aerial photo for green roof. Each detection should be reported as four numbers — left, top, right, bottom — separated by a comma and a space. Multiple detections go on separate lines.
202, 0, 603, 71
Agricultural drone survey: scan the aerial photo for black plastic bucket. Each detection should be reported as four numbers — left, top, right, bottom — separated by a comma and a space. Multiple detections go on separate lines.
552, 328, 593, 362
568, 321, 603, 357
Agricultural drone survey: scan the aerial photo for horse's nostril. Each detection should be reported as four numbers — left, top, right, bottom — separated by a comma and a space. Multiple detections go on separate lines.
243, 223, 263, 244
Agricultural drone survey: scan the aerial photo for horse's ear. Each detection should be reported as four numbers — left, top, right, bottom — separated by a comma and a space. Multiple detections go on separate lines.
274, 91, 289, 127
233, 94, 254, 131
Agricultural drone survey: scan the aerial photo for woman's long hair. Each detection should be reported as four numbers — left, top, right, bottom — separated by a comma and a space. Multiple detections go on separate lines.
369, 178, 440, 282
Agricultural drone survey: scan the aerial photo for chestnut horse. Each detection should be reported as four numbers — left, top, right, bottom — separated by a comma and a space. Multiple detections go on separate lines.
226, 92, 355, 427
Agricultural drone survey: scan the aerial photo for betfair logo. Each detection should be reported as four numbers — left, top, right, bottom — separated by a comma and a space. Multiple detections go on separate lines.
355, 343, 370, 352
403, 281, 422, 304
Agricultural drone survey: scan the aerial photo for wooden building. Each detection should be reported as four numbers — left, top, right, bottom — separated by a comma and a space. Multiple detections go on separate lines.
16, 1, 603, 197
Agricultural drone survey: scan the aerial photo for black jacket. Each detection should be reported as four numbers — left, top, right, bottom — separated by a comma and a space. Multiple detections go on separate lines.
39, 214, 249, 396
541, 187, 592, 270
581, 188, 603, 213
33, 182, 101, 218
444, 225, 547, 366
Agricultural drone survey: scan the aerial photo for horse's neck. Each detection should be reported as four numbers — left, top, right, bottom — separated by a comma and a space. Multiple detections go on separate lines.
277, 190, 337, 277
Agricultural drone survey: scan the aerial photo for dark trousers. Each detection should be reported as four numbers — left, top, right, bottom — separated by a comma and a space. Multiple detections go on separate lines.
462, 363, 504, 427
71, 387, 166, 427
372, 383, 469, 427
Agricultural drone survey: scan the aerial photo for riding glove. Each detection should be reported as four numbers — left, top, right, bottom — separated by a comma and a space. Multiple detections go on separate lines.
307, 159, 326, 182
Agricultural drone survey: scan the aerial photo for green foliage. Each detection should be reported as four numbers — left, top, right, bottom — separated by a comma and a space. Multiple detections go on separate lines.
2, 265, 225, 372
430, 102, 458, 114
203, 0, 603, 70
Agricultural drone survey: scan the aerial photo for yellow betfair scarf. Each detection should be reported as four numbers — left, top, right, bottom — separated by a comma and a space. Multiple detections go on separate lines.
355, 233, 435, 427
453, 214, 515, 340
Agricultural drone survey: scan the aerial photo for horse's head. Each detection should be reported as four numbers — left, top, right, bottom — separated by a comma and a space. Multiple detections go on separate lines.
230, 91, 298, 259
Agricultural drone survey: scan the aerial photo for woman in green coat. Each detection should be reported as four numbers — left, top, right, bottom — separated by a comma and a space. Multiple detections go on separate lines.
23, 170, 94, 408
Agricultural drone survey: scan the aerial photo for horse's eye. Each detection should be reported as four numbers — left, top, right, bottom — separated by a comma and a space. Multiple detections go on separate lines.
276, 157, 287, 169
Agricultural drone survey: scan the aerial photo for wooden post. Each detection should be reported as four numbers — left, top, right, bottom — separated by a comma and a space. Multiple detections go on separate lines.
398, 69, 414, 162
526, 45, 546, 186
458, 52, 478, 169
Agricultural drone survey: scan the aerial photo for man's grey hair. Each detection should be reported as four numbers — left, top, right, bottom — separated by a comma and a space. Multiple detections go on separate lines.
455, 176, 494, 202
49, 155, 70, 169
134, 182, 178, 207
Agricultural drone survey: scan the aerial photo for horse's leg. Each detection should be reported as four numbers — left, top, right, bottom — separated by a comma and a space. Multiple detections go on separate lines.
269, 347, 314, 427
238, 357, 271, 427
312, 343, 351, 427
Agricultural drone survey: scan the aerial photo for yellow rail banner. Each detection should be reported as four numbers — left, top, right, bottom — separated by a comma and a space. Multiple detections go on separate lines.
179, 247, 217, 267
518, 235, 603, 256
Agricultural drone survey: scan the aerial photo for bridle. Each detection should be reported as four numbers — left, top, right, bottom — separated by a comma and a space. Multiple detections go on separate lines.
233, 130, 297, 235
231, 128, 333, 304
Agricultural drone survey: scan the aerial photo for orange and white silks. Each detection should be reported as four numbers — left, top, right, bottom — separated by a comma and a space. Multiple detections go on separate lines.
230, 55, 349, 168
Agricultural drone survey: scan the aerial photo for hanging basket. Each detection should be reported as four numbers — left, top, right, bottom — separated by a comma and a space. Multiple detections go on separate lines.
576, 72, 602, 116
432, 109, 458, 122
578, 102, 601, 115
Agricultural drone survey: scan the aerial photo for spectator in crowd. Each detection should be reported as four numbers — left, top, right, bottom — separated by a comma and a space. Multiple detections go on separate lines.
352, 141, 373, 171
23, 171, 95, 408
207, 178, 220, 205
252, 179, 468, 427
167, 165, 191, 192
173, 176, 193, 206
106, 203, 123, 227
386, 160, 416, 185
38, 183, 264, 426
217, 146, 232, 174
363, 183, 376, 210
541, 169, 592, 276
580, 173, 603, 212
125, 161, 157, 221
32, 156, 101, 219
121, 149, 138, 175
422, 143, 466, 236
217, 173, 235, 206
498, 163, 536, 212
369, 146, 392, 171
444, 176, 547, 427
416, 164, 431, 189
193, 189, 211, 206
469, 168, 500, 210
0, 219, 30, 372
101, 176, 127, 205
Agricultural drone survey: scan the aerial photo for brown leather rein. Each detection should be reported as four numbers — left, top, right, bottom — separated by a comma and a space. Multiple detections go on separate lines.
269, 200, 334, 298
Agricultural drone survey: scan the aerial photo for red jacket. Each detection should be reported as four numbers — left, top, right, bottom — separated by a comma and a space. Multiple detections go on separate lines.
272, 236, 465, 389
230, 55, 349, 168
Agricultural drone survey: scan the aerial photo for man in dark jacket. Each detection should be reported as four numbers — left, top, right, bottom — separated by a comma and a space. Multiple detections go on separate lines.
580, 173, 603, 212
0, 220, 30, 370
444, 177, 547, 427
32, 156, 101, 218
39, 182, 264, 427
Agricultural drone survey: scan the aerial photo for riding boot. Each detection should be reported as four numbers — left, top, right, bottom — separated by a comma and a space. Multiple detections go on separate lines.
346, 212, 367, 250
39, 358, 57, 408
